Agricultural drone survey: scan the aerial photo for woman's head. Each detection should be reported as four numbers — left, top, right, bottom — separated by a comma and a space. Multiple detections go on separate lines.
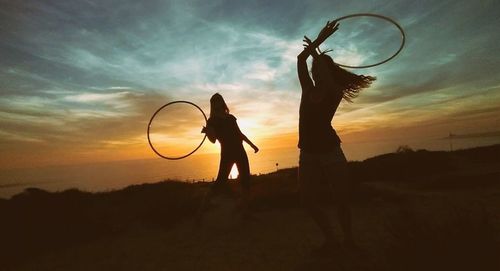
311, 53, 376, 102
210, 93, 229, 118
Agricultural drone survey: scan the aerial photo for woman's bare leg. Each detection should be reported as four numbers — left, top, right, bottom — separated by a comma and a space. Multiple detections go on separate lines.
195, 157, 234, 226
325, 162, 353, 243
299, 162, 337, 245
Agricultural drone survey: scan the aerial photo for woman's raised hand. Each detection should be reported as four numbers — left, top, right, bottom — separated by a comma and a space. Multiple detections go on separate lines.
252, 144, 259, 153
303, 35, 313, 49
316, 20, 339, 45
298, 20, 338, 59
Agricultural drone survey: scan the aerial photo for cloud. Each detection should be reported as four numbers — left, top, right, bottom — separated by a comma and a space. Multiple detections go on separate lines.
0, 88, 169, 144
1, 0, 500, 168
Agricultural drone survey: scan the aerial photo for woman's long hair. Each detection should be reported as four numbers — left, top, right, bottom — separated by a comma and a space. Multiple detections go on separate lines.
312, 53, 376, 102
210, 93, 229, 118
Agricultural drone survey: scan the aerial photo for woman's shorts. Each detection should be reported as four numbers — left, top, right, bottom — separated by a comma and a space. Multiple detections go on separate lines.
298, 145, 349, 203
299, 145, 347, 167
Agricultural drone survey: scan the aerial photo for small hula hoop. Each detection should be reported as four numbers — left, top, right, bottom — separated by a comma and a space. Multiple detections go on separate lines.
330, 13, 406, 69
147, 101, 208, 160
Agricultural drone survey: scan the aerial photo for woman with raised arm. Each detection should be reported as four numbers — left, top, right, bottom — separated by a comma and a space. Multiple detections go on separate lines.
198, 93, 259, 221
297, 21, 375, 254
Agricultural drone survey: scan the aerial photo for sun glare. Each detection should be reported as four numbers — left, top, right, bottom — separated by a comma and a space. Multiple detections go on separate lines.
229, 164, 239, 179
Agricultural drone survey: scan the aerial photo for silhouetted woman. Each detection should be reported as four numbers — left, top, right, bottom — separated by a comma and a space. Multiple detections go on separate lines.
199, 93, 259, 218
297, 21, 375, 253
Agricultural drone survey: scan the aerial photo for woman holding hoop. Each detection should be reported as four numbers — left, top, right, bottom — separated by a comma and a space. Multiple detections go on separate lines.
199, 93, 259, 217
297, 21, 375, 253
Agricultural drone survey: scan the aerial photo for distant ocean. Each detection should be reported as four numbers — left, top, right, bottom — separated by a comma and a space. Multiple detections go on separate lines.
1, 136, 499, 198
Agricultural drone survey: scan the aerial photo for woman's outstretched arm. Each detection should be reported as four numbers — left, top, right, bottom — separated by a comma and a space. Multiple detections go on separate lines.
241, 133, 259, 153
234, 121, 259, 153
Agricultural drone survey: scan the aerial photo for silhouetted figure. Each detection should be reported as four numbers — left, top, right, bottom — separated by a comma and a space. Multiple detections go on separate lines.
197, 93, 259, 223
297, 21, 375, 254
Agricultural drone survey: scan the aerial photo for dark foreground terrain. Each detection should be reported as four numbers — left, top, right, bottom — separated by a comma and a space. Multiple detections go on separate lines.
1, 145, 500, 271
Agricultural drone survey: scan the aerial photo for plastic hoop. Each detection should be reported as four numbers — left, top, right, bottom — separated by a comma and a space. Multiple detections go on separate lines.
147, 101, 208, 160
329, 13, 406, 69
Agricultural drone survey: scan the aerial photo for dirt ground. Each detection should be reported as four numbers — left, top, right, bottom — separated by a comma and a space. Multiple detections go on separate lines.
11, 179, 500, 271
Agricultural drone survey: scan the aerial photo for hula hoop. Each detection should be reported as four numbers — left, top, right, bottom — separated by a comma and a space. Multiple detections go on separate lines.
329, 13, 406, 69
147, 101, 208, 160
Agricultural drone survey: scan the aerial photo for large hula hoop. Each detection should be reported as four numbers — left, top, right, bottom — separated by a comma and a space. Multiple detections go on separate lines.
147, 101, 208, 160
330, 13, 406, 69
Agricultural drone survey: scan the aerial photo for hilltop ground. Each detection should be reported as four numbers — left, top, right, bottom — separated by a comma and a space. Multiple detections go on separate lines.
1, 145, 500, 271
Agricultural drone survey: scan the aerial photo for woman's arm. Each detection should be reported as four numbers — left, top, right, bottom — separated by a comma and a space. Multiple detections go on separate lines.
297, 21, 339, 94
297, 46, 314, 95
298, 21, 340, 61
234, 119, 259, 153
201, 125, 217, 143
297, 36, 318, 94
241, 133, 259, 153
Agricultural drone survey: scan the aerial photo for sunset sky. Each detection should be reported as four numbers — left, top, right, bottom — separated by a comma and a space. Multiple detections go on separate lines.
1, 0, 500, 169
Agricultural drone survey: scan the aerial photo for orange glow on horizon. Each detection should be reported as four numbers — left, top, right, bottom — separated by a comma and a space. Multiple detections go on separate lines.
2, 118, 486, 171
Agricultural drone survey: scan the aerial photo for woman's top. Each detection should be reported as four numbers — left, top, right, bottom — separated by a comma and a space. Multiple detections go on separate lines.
297, 60, 342, 153
207, 114, 244, 154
